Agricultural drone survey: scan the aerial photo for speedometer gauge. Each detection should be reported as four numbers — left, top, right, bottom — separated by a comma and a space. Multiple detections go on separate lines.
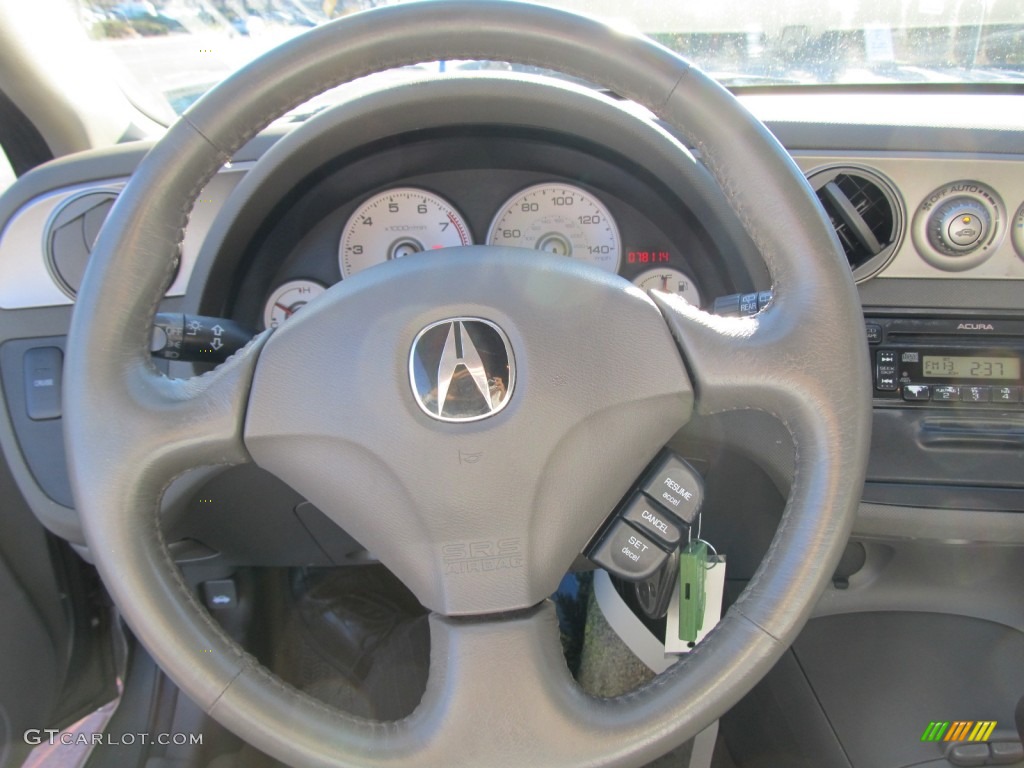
486, 183, 621, 272
339, 188, 472, 278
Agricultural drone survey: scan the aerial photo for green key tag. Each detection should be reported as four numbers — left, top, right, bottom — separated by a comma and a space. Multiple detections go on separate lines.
677, 540, 708, 643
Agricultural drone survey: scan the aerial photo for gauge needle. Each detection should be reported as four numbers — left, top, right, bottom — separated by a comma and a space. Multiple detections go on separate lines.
661, 276, 670, 291
275, 302, 294, 316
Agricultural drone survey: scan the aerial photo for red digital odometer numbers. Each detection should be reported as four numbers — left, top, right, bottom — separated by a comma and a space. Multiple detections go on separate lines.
627, 251, 671, 264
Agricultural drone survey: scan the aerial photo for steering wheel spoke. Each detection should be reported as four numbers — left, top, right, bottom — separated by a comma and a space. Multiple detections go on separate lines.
65, 333, 267, 565
412, 605, 588, 763
72, 343, 264, 480
651, 292, 825, 418
652, 290, 872, 641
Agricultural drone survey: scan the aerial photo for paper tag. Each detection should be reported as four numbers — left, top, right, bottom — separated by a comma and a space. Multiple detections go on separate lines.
665, 555, 725, 653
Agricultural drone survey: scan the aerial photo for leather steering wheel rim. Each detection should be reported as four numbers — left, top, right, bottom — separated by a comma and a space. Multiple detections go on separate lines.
64, 1, 872, 766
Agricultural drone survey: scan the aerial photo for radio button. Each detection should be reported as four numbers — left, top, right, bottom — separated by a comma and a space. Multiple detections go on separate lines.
903, 384, 930, 401
961, 386, 991, 403
865, 324, 882, 344
877, 375, 898, 392
993, 386, 1021, 404
876, 350, 898, 390
932, 386, 961, 402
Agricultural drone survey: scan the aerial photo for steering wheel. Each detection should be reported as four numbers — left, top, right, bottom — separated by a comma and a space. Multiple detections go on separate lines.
64, 1, 871, 766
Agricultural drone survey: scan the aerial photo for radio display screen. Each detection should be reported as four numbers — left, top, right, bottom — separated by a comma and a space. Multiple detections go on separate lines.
922, 355, 1021, 380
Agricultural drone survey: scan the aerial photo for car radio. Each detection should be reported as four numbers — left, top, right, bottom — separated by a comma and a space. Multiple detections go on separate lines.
866, 316, 1024, 406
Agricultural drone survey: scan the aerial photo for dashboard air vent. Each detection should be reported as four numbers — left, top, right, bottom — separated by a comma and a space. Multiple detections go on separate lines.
44, 188, 119, 298
806, 166, 904, 282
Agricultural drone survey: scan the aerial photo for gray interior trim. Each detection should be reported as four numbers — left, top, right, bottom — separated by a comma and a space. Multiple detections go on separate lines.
792, 153, 1024, 282
853, 501, 1024, 545
813, 537, 1024, 633
858, 278, 1024, 309
768, 122, 1024, 154
862, 482, 1024, 512
0, 166, 252, 310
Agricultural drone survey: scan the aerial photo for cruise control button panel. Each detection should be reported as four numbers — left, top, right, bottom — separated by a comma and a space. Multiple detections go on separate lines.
641, 453, 704, 525
588, 521, 668, 581
586, 451, 705, 583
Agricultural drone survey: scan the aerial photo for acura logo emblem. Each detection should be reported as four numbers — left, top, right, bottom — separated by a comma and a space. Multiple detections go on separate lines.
409, 318, 515, 422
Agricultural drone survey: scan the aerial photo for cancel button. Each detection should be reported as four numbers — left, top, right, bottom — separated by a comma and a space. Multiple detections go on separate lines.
621, 493, 683, 548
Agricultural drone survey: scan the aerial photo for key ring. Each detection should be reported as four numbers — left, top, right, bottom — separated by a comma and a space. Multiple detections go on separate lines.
696, 538, 718, 570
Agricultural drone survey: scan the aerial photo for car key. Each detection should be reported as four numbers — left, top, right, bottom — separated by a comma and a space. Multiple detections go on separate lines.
634, 548, 679, 620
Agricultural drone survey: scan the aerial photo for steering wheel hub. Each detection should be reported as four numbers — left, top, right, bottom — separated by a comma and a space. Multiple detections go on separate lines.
245, 248, 691, 615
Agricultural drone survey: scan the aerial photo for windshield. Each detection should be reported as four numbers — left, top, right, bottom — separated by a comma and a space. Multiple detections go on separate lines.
73, 0, 1024, 123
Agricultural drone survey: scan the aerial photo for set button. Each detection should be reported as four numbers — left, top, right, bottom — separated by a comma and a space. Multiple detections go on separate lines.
588, 521, 668, 582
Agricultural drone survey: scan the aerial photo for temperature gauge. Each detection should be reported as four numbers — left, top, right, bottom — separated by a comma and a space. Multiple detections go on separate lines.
632, 268, 702, 307
263, 279, 326, 329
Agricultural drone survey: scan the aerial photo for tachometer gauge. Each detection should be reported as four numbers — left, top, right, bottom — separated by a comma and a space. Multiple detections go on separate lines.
486, 183, 621, 273
632, 268, 702, 307
339, 188, 472, 277
263, 279, 326, 329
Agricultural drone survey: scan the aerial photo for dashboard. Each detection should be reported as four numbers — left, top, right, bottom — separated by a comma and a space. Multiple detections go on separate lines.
1, 77, 1024, 767
0, 83, 1023, 526
1, 84, 1024, 532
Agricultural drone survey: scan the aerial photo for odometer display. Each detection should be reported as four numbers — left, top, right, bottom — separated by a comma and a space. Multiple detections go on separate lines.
922, 355, 1020, 380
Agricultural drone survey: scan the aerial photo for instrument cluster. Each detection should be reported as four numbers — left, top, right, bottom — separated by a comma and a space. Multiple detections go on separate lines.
260, 180, 704, 329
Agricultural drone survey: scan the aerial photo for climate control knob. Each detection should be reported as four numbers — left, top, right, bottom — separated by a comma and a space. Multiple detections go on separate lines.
927, 197, 990, 255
